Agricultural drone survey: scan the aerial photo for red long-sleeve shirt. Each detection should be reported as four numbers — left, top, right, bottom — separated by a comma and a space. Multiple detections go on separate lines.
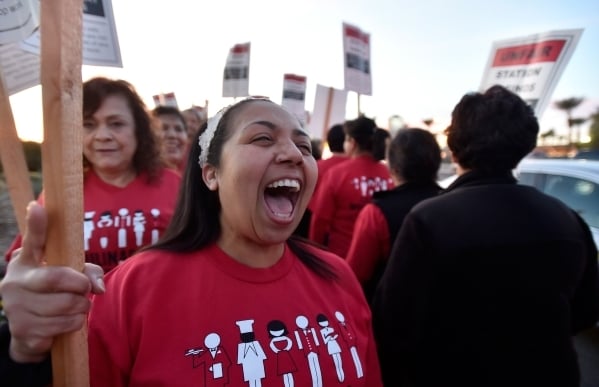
346, 203, 390, 284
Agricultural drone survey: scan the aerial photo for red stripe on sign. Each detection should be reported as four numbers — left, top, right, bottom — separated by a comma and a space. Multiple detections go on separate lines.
345, 25, 369, 44
284, 74, 306, 83
231, 43, 250, 53
492, 40, 566, 66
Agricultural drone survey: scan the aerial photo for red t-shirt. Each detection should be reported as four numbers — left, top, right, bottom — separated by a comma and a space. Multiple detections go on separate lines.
4, 168, 181, 273
309, 155, 393, 257
88, 242, 383, 386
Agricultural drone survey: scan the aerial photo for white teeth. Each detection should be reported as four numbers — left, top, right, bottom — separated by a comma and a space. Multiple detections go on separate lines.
267, 179, 301, 192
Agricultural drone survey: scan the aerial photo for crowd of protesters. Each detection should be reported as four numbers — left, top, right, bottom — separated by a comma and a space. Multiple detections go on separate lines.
0, 80, 598, 386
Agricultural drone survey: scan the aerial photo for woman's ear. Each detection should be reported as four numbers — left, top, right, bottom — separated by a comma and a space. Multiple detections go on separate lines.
202, 165, 219, 191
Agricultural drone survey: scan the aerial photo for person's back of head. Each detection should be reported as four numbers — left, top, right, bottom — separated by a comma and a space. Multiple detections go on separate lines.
388, 128, 441, 182
344, 115, 377, 152
311, 138, 323, 160
446, 85, 539, 172
326, 124, 345, 153
373, 128, 391, 161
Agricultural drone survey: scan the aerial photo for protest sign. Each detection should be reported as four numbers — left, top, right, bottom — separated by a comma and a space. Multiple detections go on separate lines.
153, 92, 179, 108
281, 73, 307, 124
20, 0, 122, 67
0, 0, 39, 45
0, 0, 122, 96
0, 42, 39, 94
309, 84, 347, 140
343, 22, 372, 96
479, 28, 583, 117
222, 42, 250, 98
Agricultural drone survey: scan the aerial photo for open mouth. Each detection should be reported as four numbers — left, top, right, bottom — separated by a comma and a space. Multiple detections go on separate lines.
264, 178, 301, 219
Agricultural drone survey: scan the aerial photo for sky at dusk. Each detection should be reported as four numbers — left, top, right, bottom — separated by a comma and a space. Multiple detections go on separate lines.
7, 0, 599, 143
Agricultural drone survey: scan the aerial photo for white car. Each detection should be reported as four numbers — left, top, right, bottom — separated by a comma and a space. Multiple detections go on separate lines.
439, 158, 599, 248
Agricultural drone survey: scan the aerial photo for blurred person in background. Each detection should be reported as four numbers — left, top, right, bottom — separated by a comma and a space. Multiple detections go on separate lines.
293, 137, 323, 238
152, 105, 190, 173
310, 116, 393, 257
347, 128, 441, 304
4, 77, 181, 274
373, 85, 599, 387
372, 128, 391, 162
294, 125, 344, 239
182, 107, 207, 140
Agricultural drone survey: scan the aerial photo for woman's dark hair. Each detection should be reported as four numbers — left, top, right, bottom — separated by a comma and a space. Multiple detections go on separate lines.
445, 85, 539, 172
344, 115, 379, 155
152, 106, 187, 132
388, 128, 441, 182
326, 124, 345, 153
83, 77, 163, 182
149, 98, 337, 280
311, 139, 323, 160
372, 128, 391, 161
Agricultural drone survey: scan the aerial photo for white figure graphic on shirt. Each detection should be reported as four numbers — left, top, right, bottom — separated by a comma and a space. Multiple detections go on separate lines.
335, 311, 363, 378
96, 211, 114, 249
132, 210, 146, 246
150, 208, 160, 243
117, 208, 130, 248
267, 320, 298, 387
360, 176, 368, 196
184, 332, 232, 387
294, 315, 322, 387
374, 176, 381, 192
316, 313, 344, 382
83, 211, 95, 251
354, 176, 391, 197
236, 319, 267, 387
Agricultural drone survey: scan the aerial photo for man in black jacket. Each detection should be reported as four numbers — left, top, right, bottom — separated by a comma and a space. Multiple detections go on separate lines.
373, 85, 599, 387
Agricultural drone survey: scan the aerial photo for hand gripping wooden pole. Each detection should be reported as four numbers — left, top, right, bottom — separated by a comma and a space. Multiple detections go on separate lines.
0, 77, 35, 234
40, 0, 88, 386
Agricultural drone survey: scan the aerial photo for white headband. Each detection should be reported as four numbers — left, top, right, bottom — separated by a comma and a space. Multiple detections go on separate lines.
197, 96, 272, 168
198, 108, 225, 168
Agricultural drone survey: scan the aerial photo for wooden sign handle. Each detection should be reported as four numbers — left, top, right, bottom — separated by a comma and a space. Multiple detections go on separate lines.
322, 87, 334, 141
0, 78, 34, 234
40, 0, 88, 386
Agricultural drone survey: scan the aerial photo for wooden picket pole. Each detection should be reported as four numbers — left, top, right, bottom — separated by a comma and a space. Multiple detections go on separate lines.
39, 0, 88, 386
321, 87, 334, 141
0, 77, 34, 234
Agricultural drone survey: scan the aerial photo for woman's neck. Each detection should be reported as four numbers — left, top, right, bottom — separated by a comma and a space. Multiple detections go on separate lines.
351, 149, 370, 158
392, 174, 406, 186
217, 233, 285, 269
93, 167, 137, 187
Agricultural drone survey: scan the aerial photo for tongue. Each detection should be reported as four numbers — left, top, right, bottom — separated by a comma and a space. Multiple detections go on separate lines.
265, 194, 293, 216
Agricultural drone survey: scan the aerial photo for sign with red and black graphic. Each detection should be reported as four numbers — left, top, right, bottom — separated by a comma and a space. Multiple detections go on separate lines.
222, 42, 250, 98
479, 29, 583, 116
342, 22, 372, 96
281, 73, 307, 124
